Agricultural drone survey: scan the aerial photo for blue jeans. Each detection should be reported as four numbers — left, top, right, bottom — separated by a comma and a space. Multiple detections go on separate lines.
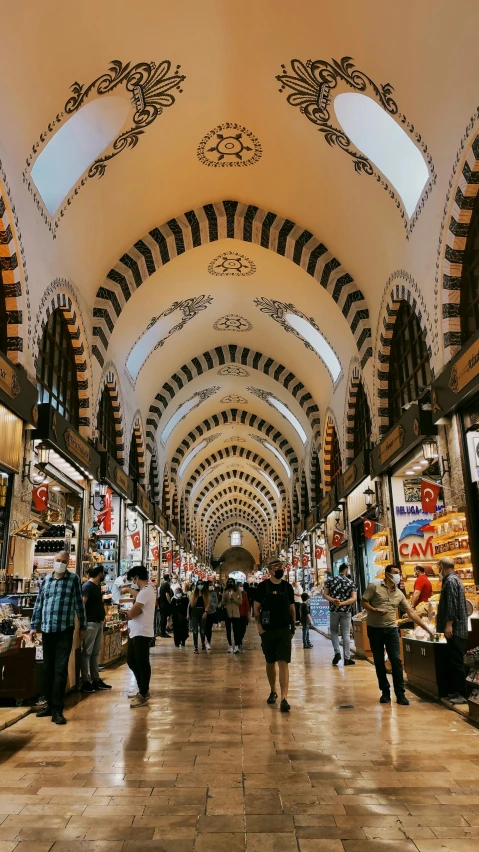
302, 624, 310, 646
367, 625, 405, 698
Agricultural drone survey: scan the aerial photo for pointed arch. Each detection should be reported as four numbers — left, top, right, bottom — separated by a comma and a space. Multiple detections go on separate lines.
323, 409, 343, 490
185, 445, 288, 501
344, 359, 373, 465
0, 168, 26, 362
310, 445, 322, 508
193, 471, 279, 513
94, 362, 125, 462
148, 452, 160, 503
211, 520, 262, 553
92, 200, 371, 368
161, 466, 171, 515
129, 411, 146, 483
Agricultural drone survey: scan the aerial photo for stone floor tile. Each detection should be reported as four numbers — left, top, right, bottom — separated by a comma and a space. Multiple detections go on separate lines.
246, 833, 299, 851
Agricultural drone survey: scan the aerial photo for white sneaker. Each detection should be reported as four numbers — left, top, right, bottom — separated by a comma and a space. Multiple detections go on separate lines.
205, 642, 211, 651
233, 646, 240, 654
227, 647, 234, 653
127, 690, 138, 699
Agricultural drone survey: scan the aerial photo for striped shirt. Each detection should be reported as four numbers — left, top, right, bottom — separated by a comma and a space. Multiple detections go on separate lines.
31, 571, 86, 633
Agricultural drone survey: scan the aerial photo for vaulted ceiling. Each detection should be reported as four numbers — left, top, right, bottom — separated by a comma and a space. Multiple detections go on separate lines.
2, 0, 478, 562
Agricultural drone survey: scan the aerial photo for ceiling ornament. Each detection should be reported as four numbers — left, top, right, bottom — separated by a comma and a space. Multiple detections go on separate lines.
225, 436, 246, 444
197, 123, 262, 168
254, 296, 343, 385
213, 315, 252, 333
276, 56, 435, 235
25, 59, 185, 236
161, 387, 221, 445
220, 394, 247, 404
125, 295, 213, 384
217, 365, 250, 377
208, 251, 256, 277
227, 464, 244, 470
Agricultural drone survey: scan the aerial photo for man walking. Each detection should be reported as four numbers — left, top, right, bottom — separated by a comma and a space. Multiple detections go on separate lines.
30, 550, 86, 725
361, 564, 434, 705
123, 565, 156, 707
436, 557, 469, 705
323, 563, 357, 666
158, 572, 172, 638
80, 565, 111, 693
254, 558, 296, 713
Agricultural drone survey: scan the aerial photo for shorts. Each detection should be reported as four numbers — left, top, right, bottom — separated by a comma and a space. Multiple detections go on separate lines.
260, 627, 293, 664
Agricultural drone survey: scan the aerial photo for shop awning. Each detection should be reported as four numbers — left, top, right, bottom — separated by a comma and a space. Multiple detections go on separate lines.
370, 401, 436, 477
99, 451, 134, 502
0, 351, 38, 427
34, 404, 101, 479
431, 328, 479, 422
337, 449, 371, 500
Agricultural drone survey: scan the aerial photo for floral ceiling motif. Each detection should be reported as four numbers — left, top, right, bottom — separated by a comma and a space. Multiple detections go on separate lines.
225, 436, 246, 443
220, 394, 247, 404
213, 315, 253, 332
208, 251, 256, 276
197, 123, 262, 168
217, 365, 250, 377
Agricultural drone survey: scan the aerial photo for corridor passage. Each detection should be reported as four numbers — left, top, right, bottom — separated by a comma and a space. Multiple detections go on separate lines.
0, 629, 479, 852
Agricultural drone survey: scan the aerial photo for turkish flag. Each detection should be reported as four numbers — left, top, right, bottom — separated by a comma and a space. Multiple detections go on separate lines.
32, 484, 48, 511
421, 480, 441, 514
130, 530, 141, 550
363, 518, 376, 539
302, 554, 310, 567
174, 557, 181, 568
164, 550, 173, 562
332, 529, 344, 548
151, 545, 159, 560
292, 555, 299, 567
96, 488, 112, 533
315, 545, 324, 560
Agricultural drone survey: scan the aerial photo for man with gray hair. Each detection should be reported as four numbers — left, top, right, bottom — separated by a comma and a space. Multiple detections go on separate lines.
436, 557, 469, 705
254, 558, 296, 712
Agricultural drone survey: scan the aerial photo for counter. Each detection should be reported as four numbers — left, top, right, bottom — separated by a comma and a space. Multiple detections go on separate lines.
401, 635, 449, 698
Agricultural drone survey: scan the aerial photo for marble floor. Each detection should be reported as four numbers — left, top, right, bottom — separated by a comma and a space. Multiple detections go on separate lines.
0, 627, 478, 852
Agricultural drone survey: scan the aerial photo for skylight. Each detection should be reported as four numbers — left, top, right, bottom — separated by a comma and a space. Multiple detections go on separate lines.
267, 397, 308, 444
161, 397, 198, 443
178, 440, 208, 479
31, 97, 130, 216
334, 93, 428, 218
285, 314, 341, 382
127, 314, 180, 383
264, 442, 291, 479
253, 468, 281, 500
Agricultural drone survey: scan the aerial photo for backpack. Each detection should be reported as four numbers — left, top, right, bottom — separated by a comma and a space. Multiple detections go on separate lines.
260, 580, 292, 630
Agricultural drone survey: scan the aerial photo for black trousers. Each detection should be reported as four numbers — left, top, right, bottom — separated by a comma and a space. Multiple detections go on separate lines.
225, 615, 242, 647
205, 613, 216, 644
127, 635, 151, 696
238, 615, 248, 645
446, 634, 467, 697
159, 606, 170, 635
367, 625, 405, 698
42, 627, 74, 713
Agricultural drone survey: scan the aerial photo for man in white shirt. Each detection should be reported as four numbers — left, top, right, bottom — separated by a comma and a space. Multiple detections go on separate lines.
123, 565, 156, 707
111, 570, 131, 605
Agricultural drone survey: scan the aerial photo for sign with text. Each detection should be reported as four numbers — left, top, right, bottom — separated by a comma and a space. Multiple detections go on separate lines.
309, 596, 330, 630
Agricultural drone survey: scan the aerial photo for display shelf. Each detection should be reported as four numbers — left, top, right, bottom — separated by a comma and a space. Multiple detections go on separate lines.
374, 559, 391, 567
430, 510, 466, 527
371, 528, 389, 540
433, 546, 470, 559
431, 530, 468, 545
372, 544, 389, 553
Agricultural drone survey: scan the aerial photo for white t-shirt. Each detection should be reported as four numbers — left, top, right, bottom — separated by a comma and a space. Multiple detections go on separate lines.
111, 575, 129, 604
128, 583, 156, 638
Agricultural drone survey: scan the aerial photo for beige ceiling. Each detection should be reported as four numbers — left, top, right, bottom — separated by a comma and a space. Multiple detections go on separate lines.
2, 0, 478, 559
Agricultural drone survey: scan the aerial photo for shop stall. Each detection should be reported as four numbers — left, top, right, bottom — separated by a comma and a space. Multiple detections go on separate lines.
337, 450, 375, 600
125, 482, 153, 569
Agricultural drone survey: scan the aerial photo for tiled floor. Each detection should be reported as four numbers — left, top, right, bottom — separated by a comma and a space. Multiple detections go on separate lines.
0, 627, 478, 851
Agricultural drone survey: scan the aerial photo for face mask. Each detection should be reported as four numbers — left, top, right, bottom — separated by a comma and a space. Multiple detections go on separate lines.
209, 586, 214, 591
131, 582, 139, 590
388, 574, 400, 586
175, 590, 182, 598
54, 562, 67, 574
197, 585, 203, 591
274, 568, 284, 580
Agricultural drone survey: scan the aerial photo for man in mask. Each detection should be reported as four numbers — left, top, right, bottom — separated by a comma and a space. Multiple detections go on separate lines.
31, 550, 86, 725
254, 558, 296, 712
80, 564, 111, 694
436, 557, 469, 704
124, 565, 156, 707
361, 564, 434, 705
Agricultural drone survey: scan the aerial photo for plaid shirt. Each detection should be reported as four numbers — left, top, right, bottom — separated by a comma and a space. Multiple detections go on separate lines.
31, 571, 86, 633
436, 572, 469, 639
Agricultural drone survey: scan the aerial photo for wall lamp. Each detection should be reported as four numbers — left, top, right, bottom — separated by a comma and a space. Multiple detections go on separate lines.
422, 437, 450, 479
363, 485, 375, 507
22, 442, 50, 485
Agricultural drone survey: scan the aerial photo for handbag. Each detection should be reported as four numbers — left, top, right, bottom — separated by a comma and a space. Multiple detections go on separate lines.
216, 605, 226, 623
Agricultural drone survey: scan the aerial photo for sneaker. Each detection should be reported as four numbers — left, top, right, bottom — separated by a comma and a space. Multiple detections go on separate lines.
227, 647, 234, 653
93, 679, 112, 690
36, 706, 52, 717
379, 694, 391, 704
344, 658, 356, 666
450, 694, 468, 705
205, 642, 211, 651
266, 691, 278, 705
332, 652, 341, 666
130, 694, 148, 708
127, 690, 139, 699
51, 711, 67, 725
233, 646, 240, 654
280, 698, 291, 713
194, 648, 199, 654
396, 695, 410, 705
448, 692, 459, 700
307, 643, 314, 648
202, 644, 207, 652
81, 682, 95, 693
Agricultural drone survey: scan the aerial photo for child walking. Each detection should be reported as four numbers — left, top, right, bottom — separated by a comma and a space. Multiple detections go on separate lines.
300, 592, 314, 648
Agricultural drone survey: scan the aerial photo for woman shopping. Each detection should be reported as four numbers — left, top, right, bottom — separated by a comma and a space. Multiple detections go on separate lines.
204, 581, 218, 651
222, 578, 243, 654
188, 582, 209, 654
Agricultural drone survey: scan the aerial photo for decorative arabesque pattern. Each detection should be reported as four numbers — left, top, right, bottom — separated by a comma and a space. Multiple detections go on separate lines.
220, 394, 247, 404
24, 59, 185, 236
92, 201, 371, 367
161, 387, 220, 444
277, 56, 435, 235
125, 295, 213, 383
197, 124, 262, 168
217, 365, 250, 377
254, 297, 342, 384
145, 345, 321, 453
213, 315, 252, 332
208, 251, 256, 276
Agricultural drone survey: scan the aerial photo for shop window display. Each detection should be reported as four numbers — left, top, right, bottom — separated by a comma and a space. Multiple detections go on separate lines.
36, 309, 80, 428
387, 301, 431, 428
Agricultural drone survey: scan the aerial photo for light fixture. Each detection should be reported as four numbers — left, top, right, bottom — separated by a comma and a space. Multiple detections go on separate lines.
22, 442, 51, 485
363, 485, 375, 507
422, 437, 438, 463
412, 465, 422, 471
405, 469, 416, 476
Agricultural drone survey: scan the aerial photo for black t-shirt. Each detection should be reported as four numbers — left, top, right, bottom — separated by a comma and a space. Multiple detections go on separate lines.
300, 601, 310, 625
159, 581, 172, 606
254, 579, 294, 630
82, 581, 106, 622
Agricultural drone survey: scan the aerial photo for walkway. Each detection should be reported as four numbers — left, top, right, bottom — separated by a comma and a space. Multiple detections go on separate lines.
0, 628, 478, 852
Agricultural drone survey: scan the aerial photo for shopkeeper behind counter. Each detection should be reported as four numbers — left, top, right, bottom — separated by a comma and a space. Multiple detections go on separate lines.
410, 565, 433, 608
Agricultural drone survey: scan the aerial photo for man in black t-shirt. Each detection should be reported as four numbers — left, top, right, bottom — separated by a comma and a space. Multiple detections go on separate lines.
81, 565, 111, 693
254, 558, 296, 713
158, 574, 172, 637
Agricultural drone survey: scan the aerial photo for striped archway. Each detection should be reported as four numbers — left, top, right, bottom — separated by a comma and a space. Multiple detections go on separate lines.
323, 409, 342, 490
210, 520, 262, 554
199, 485, 275, 526
92, 200, 372, 367
185, 446, 288, 501
0, 175, 24, 362
94, 362, 125, 462
193, 471, 279, 512
129, 412, 147, 483
344, 359, 373, 465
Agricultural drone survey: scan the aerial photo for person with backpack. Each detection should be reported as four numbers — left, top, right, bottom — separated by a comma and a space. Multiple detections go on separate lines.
254, 558, 296, 712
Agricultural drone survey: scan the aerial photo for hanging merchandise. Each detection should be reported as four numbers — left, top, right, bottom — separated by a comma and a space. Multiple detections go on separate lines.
363, 518, 376, 538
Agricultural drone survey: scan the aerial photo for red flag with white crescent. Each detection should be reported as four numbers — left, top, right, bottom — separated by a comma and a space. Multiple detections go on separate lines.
315, 545, 324, 560
421, 480, 440, 514
332, 529, 344, 548
32, 484, 48, 512
302, 554, 310, 567
292, 555, 299, 567
174, 557, 181, 568
363, 518, 376, 539
151, 545, 159, 560
130, 530, 141, 550
164, 550, 172, 562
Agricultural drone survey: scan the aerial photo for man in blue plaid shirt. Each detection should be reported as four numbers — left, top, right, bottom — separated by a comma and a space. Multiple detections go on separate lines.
31, 551, 86, 725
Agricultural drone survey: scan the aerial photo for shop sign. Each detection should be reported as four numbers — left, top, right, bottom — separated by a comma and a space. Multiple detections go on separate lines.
0, 354, 38, 427
378, 424, 405, 466
310, 596, 330, 629
319, 486, 337, 519
135, 484, 154, 521
113, 465, 129, 494
295, 519, 304, 538
306, 509, 318, 532
431, 329, 479, 421
449, 338, 479, 394
343, 464, 357, 491
370, 402, 436, 476
64, 429, 91, 468
0, 353, 20, 399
